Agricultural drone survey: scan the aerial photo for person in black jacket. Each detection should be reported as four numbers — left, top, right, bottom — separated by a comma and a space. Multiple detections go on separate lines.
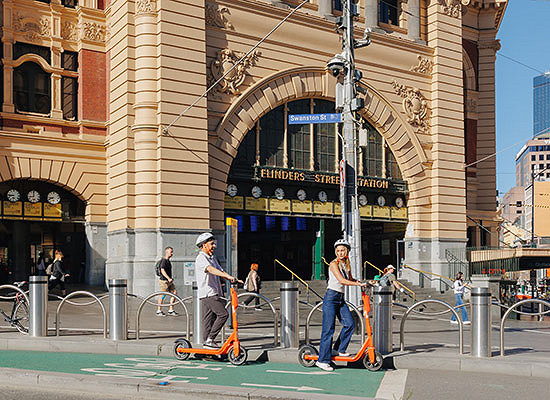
48, 250, 70, 296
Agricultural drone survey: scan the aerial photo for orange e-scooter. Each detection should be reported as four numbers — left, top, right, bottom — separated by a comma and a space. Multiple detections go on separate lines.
298, 285, 383, 371
173, 282, 247, 366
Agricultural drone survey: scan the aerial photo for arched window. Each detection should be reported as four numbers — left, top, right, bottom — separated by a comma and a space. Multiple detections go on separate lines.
14, 62, 51, 115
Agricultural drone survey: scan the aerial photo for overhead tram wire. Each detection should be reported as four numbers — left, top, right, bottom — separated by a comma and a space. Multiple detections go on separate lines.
161, 0, 310, 136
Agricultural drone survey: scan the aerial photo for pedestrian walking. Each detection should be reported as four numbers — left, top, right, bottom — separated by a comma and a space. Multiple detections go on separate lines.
379, 264, 404, 300
48, 250, 69, 296
36, 252, 46, 276
156, 246, 178, 316
316, 239, 367, 372
450, 271, 470, 325
243, 263, 262, 310
194, 232, 242, 349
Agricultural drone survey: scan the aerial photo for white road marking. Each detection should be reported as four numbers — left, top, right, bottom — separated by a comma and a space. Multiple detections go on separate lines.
375, 369, 408, 400
266, 369, 336, 375
242, 383, 323, 391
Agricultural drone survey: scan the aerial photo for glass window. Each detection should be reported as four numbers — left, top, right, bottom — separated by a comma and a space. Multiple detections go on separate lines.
379, 0, 398, 25
540, 164, 545, 169
14, 62, 51, 114
259, 105, 284, 167
546, 154, 550, 160
386, 145, 402, 180
288, 99, 311, 170
62, 0, 78, 7
362, 122, 383, 177
314, 99, 337, 172
13, 43, 51, 64
62, 77, 78, 120
333, 0, 342, 12
62, 51, 78, 71
540, 154, 544, 160
532, 155, 536, 161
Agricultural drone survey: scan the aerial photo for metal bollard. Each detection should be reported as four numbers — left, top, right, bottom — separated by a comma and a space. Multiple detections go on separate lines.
280, 281, 299, 348
108, 279, 128, 340
193, 283, 203, 345
373, 286, 392, 354
29, 276, 48, 337
471, 287, 491, 357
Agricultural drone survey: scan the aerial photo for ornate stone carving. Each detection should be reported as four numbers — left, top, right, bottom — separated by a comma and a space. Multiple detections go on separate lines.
438, 0, 470, 18
478, 39, 501, 52
410, 55, 433, 75
81, 22, 106, 42
465, 97, 478, 113
136, 0, 155, 15
206, 4, 234, 29
392, 80, 429, 134
210, 48, 261, 95
61, 21, 79, 41
13, 13, 50, 42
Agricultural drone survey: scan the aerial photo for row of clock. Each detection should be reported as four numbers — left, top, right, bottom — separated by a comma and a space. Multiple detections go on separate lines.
226, 184, 405, 208
5, 189, 61, 205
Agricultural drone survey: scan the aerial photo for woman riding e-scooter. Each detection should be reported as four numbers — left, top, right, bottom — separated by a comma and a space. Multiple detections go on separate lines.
316, 239, 368, 372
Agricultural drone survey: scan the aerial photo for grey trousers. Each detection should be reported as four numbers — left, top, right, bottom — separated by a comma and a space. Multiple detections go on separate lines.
201, 295, 228, 342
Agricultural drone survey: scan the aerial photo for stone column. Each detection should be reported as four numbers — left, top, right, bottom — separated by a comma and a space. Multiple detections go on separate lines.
407, 0, 422, 42
51, 48, 63, 119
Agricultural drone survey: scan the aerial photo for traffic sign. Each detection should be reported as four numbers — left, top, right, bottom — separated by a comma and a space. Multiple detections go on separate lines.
288, 113, 342, 124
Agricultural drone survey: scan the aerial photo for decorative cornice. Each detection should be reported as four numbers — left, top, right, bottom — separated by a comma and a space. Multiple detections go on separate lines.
410, 55, 433, 76
136, 0, 156, 15
478, 39, 501, 52
206, 3, 234, 29
81, 22, 106, 42
438, 0, 470, 18
392, 80, 430, 134
13, 12, 50, 42
61, 21, 79, 41
209, 48, 261, 96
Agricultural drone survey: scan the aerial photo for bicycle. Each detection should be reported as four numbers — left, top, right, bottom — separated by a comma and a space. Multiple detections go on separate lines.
0, 281, 29, 334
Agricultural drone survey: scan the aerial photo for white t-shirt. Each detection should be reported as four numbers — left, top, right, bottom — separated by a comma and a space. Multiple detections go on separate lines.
194, 251, 224, 299
453, 279, 465, 295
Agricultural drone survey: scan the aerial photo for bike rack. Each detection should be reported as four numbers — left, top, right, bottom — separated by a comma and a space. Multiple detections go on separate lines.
399, 299, 464, 354
499, 298, 550, 356
221, 292, 279, 346
0, 284, 30, 305
56, 291, 107, 338
304, 301, 365, 345
135, 291, 190, 340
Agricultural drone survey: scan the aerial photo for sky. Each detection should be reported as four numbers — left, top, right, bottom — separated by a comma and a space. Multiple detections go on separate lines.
495, 0, 550, 196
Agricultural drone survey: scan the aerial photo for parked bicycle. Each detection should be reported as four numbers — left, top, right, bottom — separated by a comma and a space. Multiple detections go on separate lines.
0, 281, 29, 334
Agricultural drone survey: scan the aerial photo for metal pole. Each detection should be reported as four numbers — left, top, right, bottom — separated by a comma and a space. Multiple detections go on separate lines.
108, 279, 127, 340
373, 286, 392, 354
29, 275, 48, 337
471, 287, 491, 357
531, 172, 535, 247
280, 281, 299, 348
193, 283, 203, 345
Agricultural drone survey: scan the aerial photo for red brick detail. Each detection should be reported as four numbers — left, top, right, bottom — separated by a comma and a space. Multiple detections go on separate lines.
81, 125, 107, 136
2, 118, 80, 135
79, 49, 107, 129
465, 118, 477, 166
98, 0, 105, 9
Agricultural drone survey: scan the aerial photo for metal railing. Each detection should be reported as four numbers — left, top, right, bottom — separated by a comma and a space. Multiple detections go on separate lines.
364, 260, 416, 302
0, 284, 30, 304
135, 291, 190, 340
402, 263, 465, 293
274, 259, 323, 302
56, 291, 107, 338
304, 300, 365, 344
399, 299, 465, 354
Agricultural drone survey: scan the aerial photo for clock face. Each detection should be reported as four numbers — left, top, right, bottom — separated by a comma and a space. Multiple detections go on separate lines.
27, 190, 40, 203
395, 197, 404, 208
251, 186, 262, 199
318, 191, 328, 203
297, 189, 307, 201
227, 184, 238, 197
358, 194, 368, 206
274, 188, 285, 200
377, 195, 386, 207
47, 191, 61, 205
6, 189, 20, 202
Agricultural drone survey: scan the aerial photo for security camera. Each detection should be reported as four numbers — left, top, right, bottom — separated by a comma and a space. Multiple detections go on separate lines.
326, 54, 347, 77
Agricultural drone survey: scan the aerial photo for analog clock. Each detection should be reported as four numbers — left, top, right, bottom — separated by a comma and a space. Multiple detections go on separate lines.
27, 190, 40, 203
377, 195, 386, 207
47, 191, 61, 205
395, 197, 404, 208
358, 194, 368, 206
6, 189, 20, 202
251, 186, 262, 199
297, 189, 307, 201
274, 188, 285, 200
318, 191, 328, 203
227, 184, 238, 197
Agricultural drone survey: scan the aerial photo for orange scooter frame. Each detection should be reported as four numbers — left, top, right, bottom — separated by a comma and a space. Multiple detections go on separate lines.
173, 283, 247, 366
298, 286, 383, 371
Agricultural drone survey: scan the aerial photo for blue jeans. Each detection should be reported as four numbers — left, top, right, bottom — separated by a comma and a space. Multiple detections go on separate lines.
451, 293, 468, 322
318, 289, 355, 364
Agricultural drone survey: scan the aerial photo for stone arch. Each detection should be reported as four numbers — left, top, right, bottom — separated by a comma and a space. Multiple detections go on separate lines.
209, 66, 428, 228
463, 50, 476, 91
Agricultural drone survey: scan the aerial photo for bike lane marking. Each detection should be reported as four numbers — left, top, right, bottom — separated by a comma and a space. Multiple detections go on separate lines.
0, 351, 384, 397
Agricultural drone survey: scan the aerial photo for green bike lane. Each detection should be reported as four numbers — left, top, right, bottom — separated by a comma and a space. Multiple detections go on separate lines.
0, 350, 384, 398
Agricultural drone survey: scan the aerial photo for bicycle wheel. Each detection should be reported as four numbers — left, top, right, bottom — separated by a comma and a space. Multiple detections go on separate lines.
13, 300, 29, 334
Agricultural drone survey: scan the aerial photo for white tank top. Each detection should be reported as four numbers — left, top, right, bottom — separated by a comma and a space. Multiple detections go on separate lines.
327, 261, 349, 293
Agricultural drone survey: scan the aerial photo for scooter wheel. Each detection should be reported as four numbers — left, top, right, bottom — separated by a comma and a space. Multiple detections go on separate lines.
298, 345, 318, 368
363, 351, 383, 371
228, 345, 248, 366
173, 339, 192, 361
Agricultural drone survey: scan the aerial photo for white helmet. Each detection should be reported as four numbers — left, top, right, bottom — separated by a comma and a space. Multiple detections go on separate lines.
196, 232, 215, 248
334, 238, 351, 250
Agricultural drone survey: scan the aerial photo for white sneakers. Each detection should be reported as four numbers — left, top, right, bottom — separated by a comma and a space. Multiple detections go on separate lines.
315, 361, 334, 372
331, 350, 350, 357
203, 338, 219, 349
450, 320, 471, 325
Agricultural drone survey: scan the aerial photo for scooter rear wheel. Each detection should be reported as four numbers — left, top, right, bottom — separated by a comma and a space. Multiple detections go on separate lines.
173, 339, 192, 361
363, 351, 383, 371
228, 345, 248, 366
298, 345, 318, 368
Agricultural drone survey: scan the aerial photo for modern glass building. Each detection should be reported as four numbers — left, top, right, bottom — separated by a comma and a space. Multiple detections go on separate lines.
534, 73, 550, 137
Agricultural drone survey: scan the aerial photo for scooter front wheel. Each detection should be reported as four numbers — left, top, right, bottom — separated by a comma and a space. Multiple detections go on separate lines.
298, 345, 318, 368
363, 351, 383, 371
173, 338, 192, 361
228, 345, 248, 365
